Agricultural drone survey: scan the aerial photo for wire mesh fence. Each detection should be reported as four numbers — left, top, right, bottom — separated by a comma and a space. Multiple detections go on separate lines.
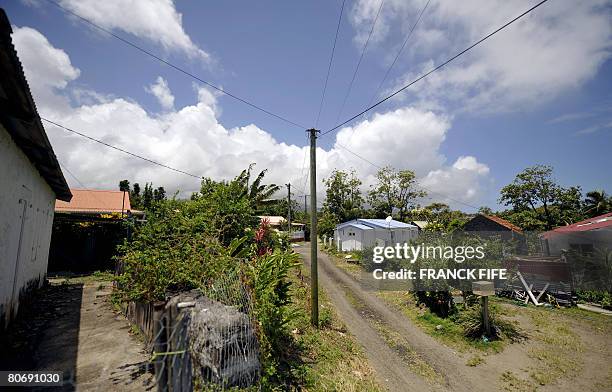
142, 271, 260, 392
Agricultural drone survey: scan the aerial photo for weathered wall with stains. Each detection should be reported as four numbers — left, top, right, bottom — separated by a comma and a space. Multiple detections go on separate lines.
0, 124, 56, 328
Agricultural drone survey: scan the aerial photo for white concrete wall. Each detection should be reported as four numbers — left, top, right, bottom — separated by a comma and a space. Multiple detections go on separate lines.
0, 125, 56, 327
336, 225, 419, 251
372, 227, 418, 246
546, 229, 612, 256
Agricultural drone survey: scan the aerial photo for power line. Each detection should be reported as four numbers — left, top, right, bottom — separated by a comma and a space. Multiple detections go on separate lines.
333, 0, 385, 127
44, 0, 305, 129
365, 0, 430, 111
41, 117, 203, 179
322, 0, 550, 136
315, 0, 346, 128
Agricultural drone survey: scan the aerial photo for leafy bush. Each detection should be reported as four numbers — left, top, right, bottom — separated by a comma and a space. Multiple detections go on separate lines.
115, 200, 242, 302
576, 290, 612, 309
244, 251, 300, 384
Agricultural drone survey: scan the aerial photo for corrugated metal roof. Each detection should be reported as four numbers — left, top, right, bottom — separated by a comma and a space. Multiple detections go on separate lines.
55, 189, 131, 214
336, 222, 373, 230
357, 219, 416, 229
336, 218, 416, 230
547, 212, 612, 234
0, 10, 71, 201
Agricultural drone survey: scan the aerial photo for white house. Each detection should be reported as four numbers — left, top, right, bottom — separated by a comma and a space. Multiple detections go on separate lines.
334, 219, 419, 252
0, 10, 71, 329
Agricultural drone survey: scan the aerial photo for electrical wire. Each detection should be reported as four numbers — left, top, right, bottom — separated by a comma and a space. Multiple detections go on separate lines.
41, 117, 203, 179
365, 0, 430, 111
44, 0, 305, 129
333, 0, 385, 127
322, 0, 550, 136
315, 0, 346, 128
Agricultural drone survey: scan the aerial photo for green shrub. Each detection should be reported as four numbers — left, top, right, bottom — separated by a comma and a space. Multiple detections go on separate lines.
245, 251, 300, 385
454, 304, 523, 341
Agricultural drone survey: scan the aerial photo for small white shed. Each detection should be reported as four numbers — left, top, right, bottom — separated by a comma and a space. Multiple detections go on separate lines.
334, 219, 418, 252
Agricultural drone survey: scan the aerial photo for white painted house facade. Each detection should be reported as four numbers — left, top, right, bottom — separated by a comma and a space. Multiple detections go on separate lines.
0, 10, 71, 329
334, 219, 419, 252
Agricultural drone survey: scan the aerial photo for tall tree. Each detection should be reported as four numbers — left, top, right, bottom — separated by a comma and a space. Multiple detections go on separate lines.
235, 163, 280, 211
119, 179, 130, 192
323, 169, 363, 223
153, 186, 166, 202
131, 183, 142, 209
368, 166, 426, 220
142, 183, 153, 210
499, 165, 583, 229
584, 189, 611, 218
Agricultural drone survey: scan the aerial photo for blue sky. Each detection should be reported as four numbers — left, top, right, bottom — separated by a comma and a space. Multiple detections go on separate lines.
3, 0, 611, 210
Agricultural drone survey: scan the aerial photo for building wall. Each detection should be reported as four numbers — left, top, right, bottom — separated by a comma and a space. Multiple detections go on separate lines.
545, 229, 612, 256
335, 226, 419, 251
0, 125, 56, 328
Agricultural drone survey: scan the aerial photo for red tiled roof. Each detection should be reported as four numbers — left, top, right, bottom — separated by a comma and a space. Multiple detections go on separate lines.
55, 189, 131, 214
484, 215, 523, 233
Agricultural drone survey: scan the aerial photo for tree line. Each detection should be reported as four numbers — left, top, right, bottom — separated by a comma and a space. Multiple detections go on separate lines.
118, 163, 610, 235
316, 164, 611, 236
119, 179, 166, 211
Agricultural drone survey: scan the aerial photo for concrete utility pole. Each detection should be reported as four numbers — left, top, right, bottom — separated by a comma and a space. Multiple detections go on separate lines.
308, 128, 319, 326
303, 194, 308, 216
286, 183, 292, 235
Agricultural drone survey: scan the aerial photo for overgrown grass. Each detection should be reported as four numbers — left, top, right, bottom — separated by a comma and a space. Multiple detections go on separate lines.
326, 250, 521, 353
287, 265, 382, 392
377, 291, 507, 353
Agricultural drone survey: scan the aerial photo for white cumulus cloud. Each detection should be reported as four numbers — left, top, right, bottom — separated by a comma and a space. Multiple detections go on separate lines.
53, 0, 210, 62
351, 0, 612, 113
12, 25, 491, 209
146, 76, 175, 111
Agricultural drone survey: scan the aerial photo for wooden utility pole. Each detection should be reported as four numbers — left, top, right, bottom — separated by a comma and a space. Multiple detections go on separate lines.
482, 296, 491, 336
286, 183, 292, 235
308, 128, 319, 327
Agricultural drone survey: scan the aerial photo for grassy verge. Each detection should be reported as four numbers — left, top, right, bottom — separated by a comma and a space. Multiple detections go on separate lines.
377, 290, 507, 354
288, 265, 382, 391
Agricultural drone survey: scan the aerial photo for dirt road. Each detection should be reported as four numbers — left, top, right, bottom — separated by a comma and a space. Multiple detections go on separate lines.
296, 244, 504, 392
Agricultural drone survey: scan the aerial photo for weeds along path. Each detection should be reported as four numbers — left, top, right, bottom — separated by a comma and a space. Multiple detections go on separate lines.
295, 244, 493, 392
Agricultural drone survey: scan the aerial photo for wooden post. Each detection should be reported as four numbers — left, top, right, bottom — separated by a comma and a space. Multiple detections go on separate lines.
152, 302, 168, 391
286, 183, 292, 236
482, 296, 491, 337
309, 128, 319, 327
